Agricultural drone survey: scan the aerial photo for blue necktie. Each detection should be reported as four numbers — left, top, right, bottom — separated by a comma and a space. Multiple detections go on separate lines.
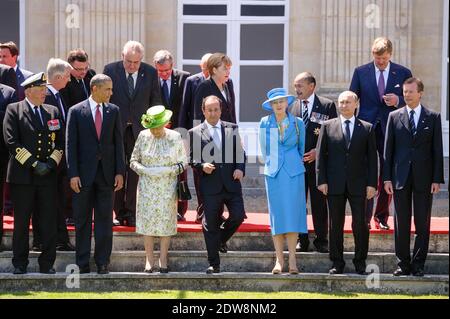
345, 120, 351, 148
34, 106, 44, 127
162, 80, 170, 107
55, 92, 66, 121
409, 110, 416, 136
212, 126, 221, 149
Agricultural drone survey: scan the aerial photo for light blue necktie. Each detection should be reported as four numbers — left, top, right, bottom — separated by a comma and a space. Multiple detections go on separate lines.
212, 126, 221, 149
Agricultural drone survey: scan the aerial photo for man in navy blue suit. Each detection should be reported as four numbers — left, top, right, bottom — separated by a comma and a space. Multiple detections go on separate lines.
66, 74, 125, 274
0, 41, 33, 101
350, 37, 412, 230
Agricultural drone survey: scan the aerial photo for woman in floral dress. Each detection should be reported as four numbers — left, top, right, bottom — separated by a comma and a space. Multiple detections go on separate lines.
130, 105, 188, 273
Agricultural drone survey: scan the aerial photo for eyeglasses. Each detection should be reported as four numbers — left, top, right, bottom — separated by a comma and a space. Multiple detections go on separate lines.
72, 65, 90, 72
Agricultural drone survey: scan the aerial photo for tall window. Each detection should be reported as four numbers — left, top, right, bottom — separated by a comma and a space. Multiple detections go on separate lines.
178, 0, 290, 129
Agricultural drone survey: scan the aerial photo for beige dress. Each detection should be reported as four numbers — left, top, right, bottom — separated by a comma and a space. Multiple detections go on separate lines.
130, 128, 188, 236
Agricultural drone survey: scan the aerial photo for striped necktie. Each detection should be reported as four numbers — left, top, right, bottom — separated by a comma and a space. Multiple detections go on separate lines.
302, 100, 309, 127
409, 110, 416, 136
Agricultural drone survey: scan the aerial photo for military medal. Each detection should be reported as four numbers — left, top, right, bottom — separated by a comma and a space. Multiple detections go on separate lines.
51, 132, 56, 149
314, 128, 321, 136
47, 119, 61, 131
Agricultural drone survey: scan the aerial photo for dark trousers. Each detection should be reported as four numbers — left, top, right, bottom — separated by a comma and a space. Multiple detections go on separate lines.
203, 191, 245, 267
299, 163, 329, 247
328, 190, 369, 270
394, 170, 433, 272
10, 183, 57, 270
114, 126, 138, 218
73, 165, 114, 268
366, 123, 392, 223
0, 161, 6, 244
32, 173, 71, 246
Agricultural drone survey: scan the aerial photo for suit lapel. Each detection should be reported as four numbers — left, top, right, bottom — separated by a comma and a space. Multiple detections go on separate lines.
169, 71, 178, 107
283, 114, 296, 143
201, 122, 213, 144
23, 100, 40, 130
82, 101, 98, 139
133, 66, 146, 100
100, 103, 111, 140
118, 63, 132, 100
349, 119, 363, 151
399, 107, 411, 133
367, 63, 380, 98
335, 118, 347, 150
416, 106, 430, 134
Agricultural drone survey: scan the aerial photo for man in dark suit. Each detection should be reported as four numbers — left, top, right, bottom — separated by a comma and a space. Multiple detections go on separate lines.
290, 72, 337, 253
383, 78, 444, 277
0, 41, 33, 100
0, 83, 17, 249
31, 58, 73, 252
3, 72, 64, 274
153, 49, 191, 221
189, 95, 246, 274
0, 63, 17, 90
316, 91, 377, 275
103, 41, 161, 227
350, 37, 412, 230
66, 74, 125, 274
60, 49, 96, 109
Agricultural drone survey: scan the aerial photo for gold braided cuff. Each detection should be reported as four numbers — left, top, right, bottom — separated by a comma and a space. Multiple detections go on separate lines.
15, 147, 32, 165
49, 150, 63, 165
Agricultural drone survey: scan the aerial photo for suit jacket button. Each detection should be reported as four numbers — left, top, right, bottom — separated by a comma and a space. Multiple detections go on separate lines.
37, 155, 40, 159
48, 149, 51, 152
38, 147, 41, 151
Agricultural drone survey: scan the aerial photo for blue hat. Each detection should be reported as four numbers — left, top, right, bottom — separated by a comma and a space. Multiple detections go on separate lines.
21, 72, 47, 89
262, 88, 296, 112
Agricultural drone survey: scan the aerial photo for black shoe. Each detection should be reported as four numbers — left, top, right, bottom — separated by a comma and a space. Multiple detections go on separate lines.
126, 215, 136, 227
412, 269, 425, 277
219, 243, 228, 253
355, 267, 368, 275
393, 267, 410, 276
97, 265, 109, 274
144, 268, 153, 273
206, 266, 220, 274
40, 268, 56, 274
296, 242, 309, 252
160, 267, 169, 274
65, 218, 75, 226
313, 243, 329, 253
13, 267, 27, 275
177, 213, 186, 222
374, 217, 390, 230
56, 242, 75, 251
31, 244, 42, 252
79, 266, 90, 274
329, 267, 344, 275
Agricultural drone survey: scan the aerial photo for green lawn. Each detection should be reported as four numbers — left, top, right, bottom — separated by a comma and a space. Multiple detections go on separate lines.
0, 290, 447, 299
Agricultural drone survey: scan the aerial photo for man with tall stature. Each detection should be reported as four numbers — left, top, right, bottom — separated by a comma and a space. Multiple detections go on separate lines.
384, 78, 444, 277
153, 49, 191, 221
350, 37, 412, 230
104, 41, 161, 227
316, 91, 377, 275
289, 72, 337, 253
189, 95, 246, 274
66, 74, 125, 274
3, 72, 64, 274
0, 41, 30, 100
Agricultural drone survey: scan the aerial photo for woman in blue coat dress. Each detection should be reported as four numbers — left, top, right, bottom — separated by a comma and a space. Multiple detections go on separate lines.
259, 88, 308, 274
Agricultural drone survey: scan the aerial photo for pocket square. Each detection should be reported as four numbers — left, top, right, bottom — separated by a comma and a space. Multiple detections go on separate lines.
394, 84, 400, 88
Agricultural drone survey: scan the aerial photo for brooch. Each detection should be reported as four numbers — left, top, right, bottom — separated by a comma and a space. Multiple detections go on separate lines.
314, 128, 321, 136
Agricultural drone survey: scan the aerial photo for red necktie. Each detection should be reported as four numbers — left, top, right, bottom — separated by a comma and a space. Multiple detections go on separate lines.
95, 104, 102, 139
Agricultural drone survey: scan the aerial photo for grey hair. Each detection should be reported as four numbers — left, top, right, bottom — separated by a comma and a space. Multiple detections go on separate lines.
153, 49, 173, 65
90, 74, 112, 89
338, 90, 359, 103
122, 40, 145, 57
46, 58, 72, 81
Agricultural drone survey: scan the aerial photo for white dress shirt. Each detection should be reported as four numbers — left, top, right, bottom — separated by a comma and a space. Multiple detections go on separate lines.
301, 93, 316, 119
26, 97, 44, 124
205, 119, 222, 146
125, 71, 138, 89
406, 104, 422, 128
375, 62, 390, 87
340, 115, 355, 139
89, 96, 103, 122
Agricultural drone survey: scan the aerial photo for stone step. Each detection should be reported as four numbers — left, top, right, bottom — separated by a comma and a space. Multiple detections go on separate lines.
0, 272, 447, 295
1, 231, 448, 253
0, 251, 448, 275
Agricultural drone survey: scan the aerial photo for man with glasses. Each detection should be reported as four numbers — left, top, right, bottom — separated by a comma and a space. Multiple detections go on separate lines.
61, 49, 96, 109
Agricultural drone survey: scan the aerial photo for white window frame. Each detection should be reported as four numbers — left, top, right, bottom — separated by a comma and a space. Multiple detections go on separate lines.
178, 0, 289, 156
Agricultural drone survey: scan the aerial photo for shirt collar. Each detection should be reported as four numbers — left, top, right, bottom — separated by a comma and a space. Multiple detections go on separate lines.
406, 104, 422, 114
25, 97, 36, 108
89, 96, 103, 110
340, 115, 355, 125
375, 62, 391, 73
13, 65, 18, 72
302, 93, 315, 106
47, 84, 58, 95
205, 120, 222, 129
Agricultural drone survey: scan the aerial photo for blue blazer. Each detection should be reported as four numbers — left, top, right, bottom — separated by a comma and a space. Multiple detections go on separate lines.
349, 61, 412, 134
259, 113, 305, 178
66, 99, 125, 187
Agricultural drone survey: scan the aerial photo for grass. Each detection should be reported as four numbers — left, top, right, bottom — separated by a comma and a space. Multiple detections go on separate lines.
0, 290, 447, 299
